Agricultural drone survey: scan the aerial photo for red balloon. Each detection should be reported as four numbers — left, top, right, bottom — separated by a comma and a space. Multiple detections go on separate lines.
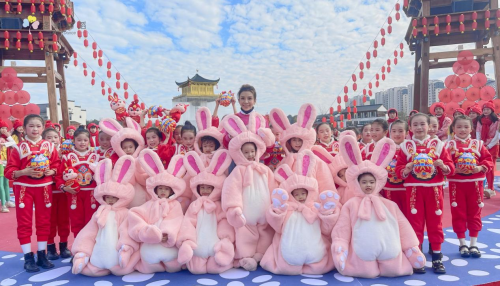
457, 50, 474, 65
15, 90, 30, 104
1, 67, 17, 82
451, 88, 465, 102
4, 91, 16, 105
466, 87, 480, 101
456, 74, 472, 88
471, 73, 487, 87
445, 75, 459, 89
0, 105, 11, 118
480, 86, 495, 100
438, 89, 452, 103
25, 103, 40, 115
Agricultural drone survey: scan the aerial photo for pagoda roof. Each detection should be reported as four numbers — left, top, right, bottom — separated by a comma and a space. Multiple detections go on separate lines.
175, 74, 220, 87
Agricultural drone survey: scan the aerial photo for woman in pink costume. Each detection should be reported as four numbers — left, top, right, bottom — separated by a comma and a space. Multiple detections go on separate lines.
99, 117, 148, 207
221, 113, 276, 271
177, 150, 235, 273
260, 150, 340, 275
71, 156, 140, 276
128, 149, 186, 273
331, 136, 426, 278
269, 103, 335, 192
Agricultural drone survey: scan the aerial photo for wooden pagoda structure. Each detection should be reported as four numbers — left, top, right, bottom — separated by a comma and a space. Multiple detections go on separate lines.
405, 0, 499, 113
0, 0, 75, 131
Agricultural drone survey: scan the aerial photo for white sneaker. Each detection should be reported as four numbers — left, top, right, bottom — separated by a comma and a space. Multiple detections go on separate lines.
1, 206, 9, 213
6, 201, 14, 208
485, 189, 496, 199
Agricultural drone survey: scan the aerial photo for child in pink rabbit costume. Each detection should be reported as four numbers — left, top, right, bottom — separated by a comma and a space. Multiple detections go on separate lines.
312, 130, 357, 205
177, 149, 235, 274
260, 150, 341, 275
71, 156, 140, 276
127, 149, 185, 273
269, 103, 335, 192
221, 113, 276, 271
194, 107, 224, 166
99, 117, 148, 207
331, 136, 426, 278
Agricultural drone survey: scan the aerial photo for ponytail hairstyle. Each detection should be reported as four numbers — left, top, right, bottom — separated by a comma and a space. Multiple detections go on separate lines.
73, 125, 90, 139
181, 121, 197, 137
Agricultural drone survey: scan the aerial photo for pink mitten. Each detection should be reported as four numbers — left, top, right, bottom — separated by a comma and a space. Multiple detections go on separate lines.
271, 188, 289, 214
314, 190, 340, 215
226, 207, 246, 229
333, 244, 349, 272
139, 225, 162, 243
178, 240, 197, 265
214, 238, 235, 266
118, 245, 133, 268
405, 246, 426, 269
71, 252, 89, 274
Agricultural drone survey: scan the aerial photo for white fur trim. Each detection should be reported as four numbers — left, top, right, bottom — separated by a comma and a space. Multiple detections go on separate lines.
411, 208, 417, 214
435, 209, 442, 216
447, 178, 485, 182
71, 204, 77, 210
404, 182, 446, 187
45, 203, 51, 208
451, 202, 457, 207
12, 182, 53, 187
91, 204, 96, 209
19, 203, 25, 208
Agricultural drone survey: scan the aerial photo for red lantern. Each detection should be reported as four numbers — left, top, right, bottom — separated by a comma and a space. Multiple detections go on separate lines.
337, 96, 341, 104
337, 105, 342, 113
30, 0, 36, 14
353, 83, 357, 91
359, 62, 364, 70
39, 2, 45, 13
329, 107, 334, 115
381, 66, 386, 73
347, 113, 352, 120
77, 30, 82, 38
376, 73, 380, 80
373, 49, 377, 58
101, 81, 105, 88
359, 71, 364, 79
366, 52, 371, 60
369, 82, 373, 89
394, 58, 398, 65
93, 51, 97, 59
17, 0, 22, 14
376, 81, 380, 88
472, 12, 477, 31
388, 66, 391, 73
98, 58, 103, 67
446, 15, 452, 33
73, 59, 77, 67
352, 74, 356, 82
422, 26, 428, 36
380, 28, 385, 37
107, 70, 112, 78
363, 89, 367, 96
107, 61, 112, 70
344, 95, 348, 102
91, 79, 95, 86
83, 30, 88, 38
27, 32, 32, 43
353, 100, 357, 107
91, 71, 95, 78
382, 74, 386, 81
404, 0, 409, 7
83, 69, 87, 77
3, 31, 9, 50
98, 50, 103, 58
102, 89, 106, 96
84, 39, 88, 47
373, 40, 378, 49
400, 50, 404, 58
369, 90, 373, 96
400, 42, 404, 50
15, 31, 21, 50
395, 12, 400, 21
388, 25, 392, 34
124, 82, 129, 90
395, 3, 400, 11
108, 87, 112, 94
388, 16, 392, 25
52, 34, 58, 52
340, 114, 344, 121
459, 14, 465, 33
366, 60, 371, 69
28, 42, 33, 52
353, 107, 357, 113
347, 106, 351, 113
387, 59, 391, 66
116, 72, 121, 81
5, 2, 10, 13
48, 1, 53, 15
124, 91, 129, 99
92, 42, 97, 50
363, 95, 367, 103
340, 121, 344, 129
333, 121, 337, 128
322, 117, 326, 123
381, 37, 386, 46
116, 81, 121, 89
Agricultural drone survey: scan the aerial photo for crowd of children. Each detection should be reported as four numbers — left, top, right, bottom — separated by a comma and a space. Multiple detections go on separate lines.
1, 86, 497, 280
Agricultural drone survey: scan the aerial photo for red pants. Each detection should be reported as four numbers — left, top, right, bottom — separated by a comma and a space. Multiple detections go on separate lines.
383, 189, 407, 217
406, 186, 444, 251
449, 181, 483, 238
48, 192, 70, 244
68, 190, 98, 237
487, 145, 498, 190
14, 185, 52, 245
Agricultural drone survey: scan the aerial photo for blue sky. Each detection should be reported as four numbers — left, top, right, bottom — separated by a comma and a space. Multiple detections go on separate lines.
21, 0, 495, 120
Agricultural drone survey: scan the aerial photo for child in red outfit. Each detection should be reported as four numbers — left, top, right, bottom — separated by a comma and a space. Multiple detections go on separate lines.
56, 127, 99, 238
446, 115, 494, 258
387, 108, 399, 135
466, 104, 481, 140
145, 127, 175, 168
358, 124, 373, 149
430, 102, 452, 142
87, 123, 100, 148
361, 119, 389, 160
174, 121, 196, 156
66, 125, 76, 140
42, 128, 71, 260
5, 114, 60, 272
315, 122, 339, 156
383, 120, 408, 215
94, 131, 114, 160
476, 100, 499, 198
395, 113, 454, 274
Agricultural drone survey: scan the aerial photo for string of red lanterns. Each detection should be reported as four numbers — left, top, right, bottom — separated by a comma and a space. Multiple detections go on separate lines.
72, 14, 145, 106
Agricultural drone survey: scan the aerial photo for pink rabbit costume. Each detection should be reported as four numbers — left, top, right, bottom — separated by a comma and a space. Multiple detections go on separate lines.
269, 103, 335, 192
260, 150, 340, 275
331, 136, 425, 278
194, 107, 225, 166
177, 150, 235, 274
71, 156, 140, 276
99, 117, 148, 207
221, 113, 276, 271
128, 149, 185, 273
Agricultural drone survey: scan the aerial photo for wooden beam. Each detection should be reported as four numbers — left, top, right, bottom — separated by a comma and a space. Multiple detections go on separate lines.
429, 48, 493, 60
413, 45, 422, 111
54, 71, 62, 82
429, 61, 455, 69
0, 66, 46, 75
18, 76, 47, 83
56, 59, 70, 132
420, 40, 430, 113
45, 50, 58, 124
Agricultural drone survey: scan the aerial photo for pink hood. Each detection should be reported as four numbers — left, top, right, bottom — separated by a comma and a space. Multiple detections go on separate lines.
274, 150, 319, 207
339, 135, 396, 220
311, 145, 348, 188
222, 113, 275, 166
270, 103, 317, 156
194, 107, 224, 156
137, 149, 186, 202
100, 117, 145, 158
183, 149, 232, 202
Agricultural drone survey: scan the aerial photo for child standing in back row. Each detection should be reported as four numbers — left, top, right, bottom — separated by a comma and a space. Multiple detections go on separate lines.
476, 101, 499, 198
362, 118, 389, 160
175, 121, 197, 156
315, 122, 338, 155
445, 115, 493, 259
395, 113, 454, 274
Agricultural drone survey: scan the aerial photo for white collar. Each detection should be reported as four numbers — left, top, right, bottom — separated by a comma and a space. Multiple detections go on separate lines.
319, 138, 334, 146
25, 136, 42, 144
359, 139, 373, 146
72, 146, 91, 156
412, 135, 430, 144
454, 134, 471, 143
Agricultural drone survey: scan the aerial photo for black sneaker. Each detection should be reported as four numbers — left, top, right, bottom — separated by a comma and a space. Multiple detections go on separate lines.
469, 246, 481, 258
47, 244, 59, 260
459, 245, 470, 258
413, 267, 426, 274
432, 252, 446, 274
428, 242, 433, 255
24, 252, 40, 273
59, 242, 72, 259
36, 250, 55, 269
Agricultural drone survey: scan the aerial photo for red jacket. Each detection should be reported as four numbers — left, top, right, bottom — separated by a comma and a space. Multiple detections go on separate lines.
5, 138, 60, 187
95, 146, 115, 160
315, 139, 339, 156
153, 143, 175, 168
395, 137, 454, 187
361, 142, 376, 160
56, 148, 99, 191
445, 137, 494, 182
384, 145, 405, 191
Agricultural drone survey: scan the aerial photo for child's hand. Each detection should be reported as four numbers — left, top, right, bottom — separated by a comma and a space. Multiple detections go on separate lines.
405, 246, 426, 269
334, 244, 349, 272
314, 190, 340, 215
22, 167, 42, 178
178, 240, 197, 265
226, 207, 246, 229
215, 95, 221, 105
161, 234, 168, 243
0, 129, 10, 138
403, 162, 414, 176
44, 169, 55, 176
118, 245, 133, 268
472, 166, 484, 174
231, 97, 236, 106
433, 159, 444, 168
271, 189, 289, 214
63, 186, 78, 195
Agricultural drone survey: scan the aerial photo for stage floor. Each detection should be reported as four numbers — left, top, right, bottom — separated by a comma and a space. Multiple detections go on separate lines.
1, 185, 500, 285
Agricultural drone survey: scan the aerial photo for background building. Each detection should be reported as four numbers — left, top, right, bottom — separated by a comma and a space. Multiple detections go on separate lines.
39, 100, 87, 126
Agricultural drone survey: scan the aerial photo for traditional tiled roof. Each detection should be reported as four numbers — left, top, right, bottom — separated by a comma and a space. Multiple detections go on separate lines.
175, 74, 220, 87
